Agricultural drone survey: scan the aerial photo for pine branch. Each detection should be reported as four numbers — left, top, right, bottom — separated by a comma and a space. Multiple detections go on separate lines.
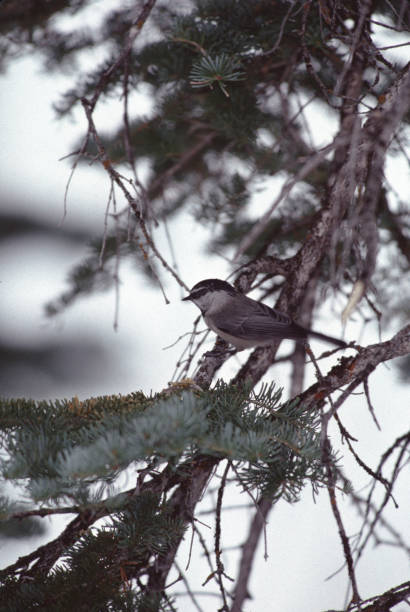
158, 325, 410, 607
228, 64, 410, 387
2, 3, 410, 610
87, 0, 158, 112
144, 325, 409, 604
147, 131, 217, 201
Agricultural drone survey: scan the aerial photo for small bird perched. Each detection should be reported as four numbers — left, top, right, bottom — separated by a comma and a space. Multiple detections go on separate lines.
183, 278, 347, 350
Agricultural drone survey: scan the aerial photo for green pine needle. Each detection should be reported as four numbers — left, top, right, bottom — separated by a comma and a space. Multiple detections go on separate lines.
189, 53, 245, 96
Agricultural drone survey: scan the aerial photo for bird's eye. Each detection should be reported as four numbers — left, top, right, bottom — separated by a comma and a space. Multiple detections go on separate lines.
191, 290, 207, 299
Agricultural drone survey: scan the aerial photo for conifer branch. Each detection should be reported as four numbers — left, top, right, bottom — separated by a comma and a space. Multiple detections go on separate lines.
87, 0, 158, 112
227, 64, 410, 387
144, 324, 409, 601
1, 2, 410, 610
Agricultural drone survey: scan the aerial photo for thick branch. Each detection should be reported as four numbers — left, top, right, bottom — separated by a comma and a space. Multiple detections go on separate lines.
298, 324, 410, 410
229, 323, 410, 609
143, 325, 410, 603
144, 455, 219, 596
3, 324, 408, 606
1, 458, 212, 581
230, 63, 410, 387
327, 580, 410, 612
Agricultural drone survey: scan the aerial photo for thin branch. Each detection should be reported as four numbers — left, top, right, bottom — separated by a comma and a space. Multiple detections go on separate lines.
362, 376, 381, 430
333, 0, 372, 97
261, 1, 296, 57
354, 433, 410, 564
233, 133, 348, 263
9, 505, 81, 520
331, 580, 410, 612
87, 0, 158, 112
230, 497, 272, 612
174, 563, 205, 612
60, 0, 157, 223
147, 131, 216, 201
213, 461, 233, 611
323, 439, 361, 604
80, 98, 187, 294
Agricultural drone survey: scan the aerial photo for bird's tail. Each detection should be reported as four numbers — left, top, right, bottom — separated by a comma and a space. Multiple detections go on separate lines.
307, 329, 347, 349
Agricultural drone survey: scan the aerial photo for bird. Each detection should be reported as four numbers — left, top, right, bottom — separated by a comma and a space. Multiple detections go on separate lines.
182, 278, 347, 350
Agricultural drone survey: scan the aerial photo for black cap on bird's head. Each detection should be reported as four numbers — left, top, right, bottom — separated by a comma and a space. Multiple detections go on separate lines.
182, 279, 236, 301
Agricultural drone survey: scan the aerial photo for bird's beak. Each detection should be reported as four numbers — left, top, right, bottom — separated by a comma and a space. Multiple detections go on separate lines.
182, 294, 192, 301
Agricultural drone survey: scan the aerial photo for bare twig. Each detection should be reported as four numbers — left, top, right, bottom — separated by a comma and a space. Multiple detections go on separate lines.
330, 580, 410, 612
212, 462, 233, 610
230, 497, 273, 612
233, 134, 348, 263
87, 0, 158, 112
80, 98, 187, 294
323, 439, 361, 605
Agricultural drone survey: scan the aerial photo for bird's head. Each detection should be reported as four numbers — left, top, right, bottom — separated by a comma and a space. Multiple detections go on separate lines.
182, 278, 237, 313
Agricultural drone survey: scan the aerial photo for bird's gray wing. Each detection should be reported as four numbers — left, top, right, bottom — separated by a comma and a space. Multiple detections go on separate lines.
211, 297, 305, 341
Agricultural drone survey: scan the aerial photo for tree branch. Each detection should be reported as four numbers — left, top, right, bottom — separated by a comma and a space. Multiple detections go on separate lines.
230, 497, 272, 612
229, 63, 410, 388
325, 579, 410, 612
297, 323, 410, 410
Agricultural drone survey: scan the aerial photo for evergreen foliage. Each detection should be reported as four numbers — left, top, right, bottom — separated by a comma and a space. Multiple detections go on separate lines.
0, 383, 331, 609
0, 383, 328, 507
1, 0, 409, 610
27, 0, 408, 312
